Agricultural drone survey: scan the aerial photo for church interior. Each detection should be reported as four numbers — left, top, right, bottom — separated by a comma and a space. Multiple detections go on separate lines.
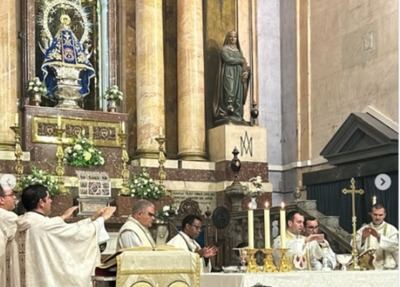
0, 0, 398, 286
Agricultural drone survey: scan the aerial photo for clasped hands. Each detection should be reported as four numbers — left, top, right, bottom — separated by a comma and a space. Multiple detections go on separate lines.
197, 246, 218, 258
362, 226, 380, 241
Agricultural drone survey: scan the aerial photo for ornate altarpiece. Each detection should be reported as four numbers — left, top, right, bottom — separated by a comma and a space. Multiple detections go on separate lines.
19, 0, 126, 180
21, 0, 118, 111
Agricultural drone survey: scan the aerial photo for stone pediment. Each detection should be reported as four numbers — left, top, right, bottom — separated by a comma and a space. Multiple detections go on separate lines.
320, 113, 398, 165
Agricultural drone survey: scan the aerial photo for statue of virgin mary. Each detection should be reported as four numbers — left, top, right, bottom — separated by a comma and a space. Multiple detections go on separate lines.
41, 14, 95, 109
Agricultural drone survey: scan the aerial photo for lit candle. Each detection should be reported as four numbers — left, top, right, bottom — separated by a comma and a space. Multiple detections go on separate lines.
248, 203, 254, 249
121, 121, 125, 133
372, 196, 377, 205
280, 202, 286, 248
57, 116, 61, 128
264, 201, 271, 248
15, 113, 19, 126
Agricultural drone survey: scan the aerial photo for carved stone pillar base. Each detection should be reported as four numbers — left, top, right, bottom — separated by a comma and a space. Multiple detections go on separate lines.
225, 184, 247, 212
208, 124, 267, 163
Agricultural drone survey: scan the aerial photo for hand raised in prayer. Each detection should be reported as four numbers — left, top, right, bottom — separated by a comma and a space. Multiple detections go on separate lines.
198, 246, 218, 258
101, 206, 116, 221
362, 227, 379, 241
91, 207, 106, 221
61, 206, 79, 221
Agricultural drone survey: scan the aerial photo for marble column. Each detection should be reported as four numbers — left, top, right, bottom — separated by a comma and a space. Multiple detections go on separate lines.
136, 0, 165, 158
177, 0, 206, 160
0, 0, 19, 150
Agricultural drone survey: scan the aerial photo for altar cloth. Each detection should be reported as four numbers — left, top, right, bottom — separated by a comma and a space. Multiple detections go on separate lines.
200, 270, 398, 287
116, 247, 200, 287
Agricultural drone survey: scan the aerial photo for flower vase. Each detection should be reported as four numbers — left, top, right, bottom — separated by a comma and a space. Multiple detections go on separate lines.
155, 222, 169, 245
107, 100, 117, 112
31, 93, 42, 106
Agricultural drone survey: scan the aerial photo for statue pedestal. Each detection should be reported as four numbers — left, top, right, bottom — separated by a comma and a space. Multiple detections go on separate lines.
208, 124, 267, 163
23, 105, 128, 178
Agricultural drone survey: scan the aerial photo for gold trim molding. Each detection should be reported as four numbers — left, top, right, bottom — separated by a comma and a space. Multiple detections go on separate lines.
32, 116, 123, 147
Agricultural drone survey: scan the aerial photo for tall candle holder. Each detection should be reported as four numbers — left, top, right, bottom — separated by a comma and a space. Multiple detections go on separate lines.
262, 248, 277, 272
342, 178, 364, 271
119, 131, 130, 195
155, 134, 167, 193
245, 248, 258, 273
55, 124, 66, 193
10, 125, 23, 191
278, 248, 292, 272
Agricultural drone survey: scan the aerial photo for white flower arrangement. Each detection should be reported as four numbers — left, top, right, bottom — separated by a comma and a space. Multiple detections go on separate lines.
247, 175, 263, 197
64, 135, 105, 167
104, 85, 123, 102
20, 167, 60, 196
156, 204, 178, 223
27, 77, 47, 96
128, 168, 165, 199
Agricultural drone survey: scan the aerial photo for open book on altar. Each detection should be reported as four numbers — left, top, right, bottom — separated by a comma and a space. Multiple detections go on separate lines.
357, 248, 376, 270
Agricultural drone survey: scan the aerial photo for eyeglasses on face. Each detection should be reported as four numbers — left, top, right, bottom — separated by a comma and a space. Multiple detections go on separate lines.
147, 212, 156, 218
191, 224, 202, 230
307, 225, 319, 230
2, 193, 15, 197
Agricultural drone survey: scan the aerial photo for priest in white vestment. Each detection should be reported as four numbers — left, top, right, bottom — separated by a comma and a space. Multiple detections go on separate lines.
17, 184, 116, 287
0, 184, 20, 287
273, 211, 328, 270
117, 199, 156, 249
167, 214, 217, 273
304, 217, 336, 270
354, 203, 398, 269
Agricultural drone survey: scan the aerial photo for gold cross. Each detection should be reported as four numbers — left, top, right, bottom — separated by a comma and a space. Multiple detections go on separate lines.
342, 177, 364, 270
342, 178, 364, 217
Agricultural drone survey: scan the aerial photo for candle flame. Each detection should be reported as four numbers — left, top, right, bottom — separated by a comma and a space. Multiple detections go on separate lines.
264, 201, 269, 209
280, 202, 285, 209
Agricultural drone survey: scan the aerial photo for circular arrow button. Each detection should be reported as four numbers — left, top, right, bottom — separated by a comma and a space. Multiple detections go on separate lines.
374, 174, 391, 191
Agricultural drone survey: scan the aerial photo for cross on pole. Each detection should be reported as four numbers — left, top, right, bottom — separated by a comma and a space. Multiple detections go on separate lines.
342, 177, 364, 270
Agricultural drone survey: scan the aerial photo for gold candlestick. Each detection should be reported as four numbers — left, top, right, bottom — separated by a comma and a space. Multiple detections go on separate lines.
10, 125, 23, 192
55, 124, 66, 193
245, 248, 259, 273
155, 133, 167, 192
119, 131, 130, 195
278, 248, 292, 272
262, 248, 277, 272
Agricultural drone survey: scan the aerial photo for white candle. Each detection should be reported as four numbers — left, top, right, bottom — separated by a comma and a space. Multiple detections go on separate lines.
280, 202, 286, 248
159, 126, 163, 136
121, 121, 125, 133
372, 196, 377, 205
264, 201, 271, 248
248, 203, 254, 249
15, 113, 19, 126
57, 116, 61, 128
